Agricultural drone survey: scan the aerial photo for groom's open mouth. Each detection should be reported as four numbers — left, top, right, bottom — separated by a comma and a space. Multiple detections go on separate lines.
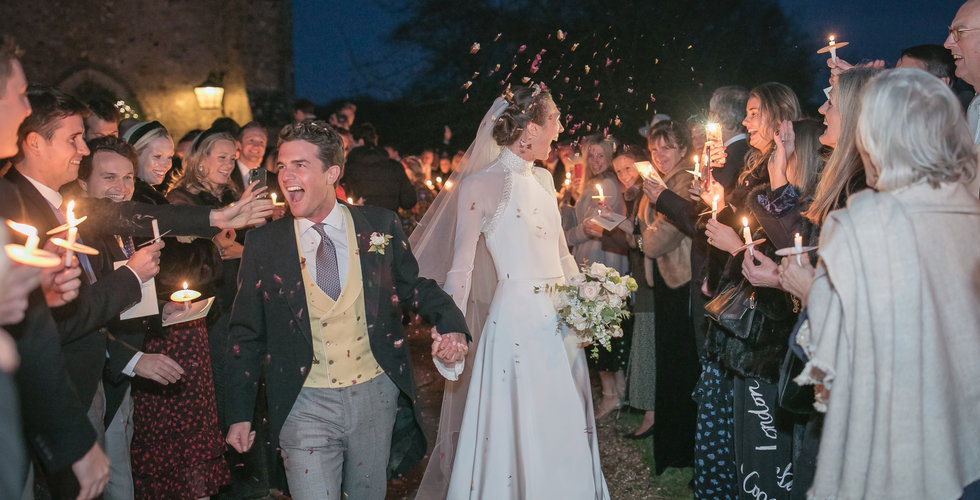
286, 185, 305, 204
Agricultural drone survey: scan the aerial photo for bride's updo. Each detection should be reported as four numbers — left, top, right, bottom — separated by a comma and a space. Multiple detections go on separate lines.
492, 85, 553, 146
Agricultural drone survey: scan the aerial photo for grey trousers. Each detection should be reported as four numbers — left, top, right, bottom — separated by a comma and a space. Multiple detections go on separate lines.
103, 386, 134, 500
279, 374, 399, 500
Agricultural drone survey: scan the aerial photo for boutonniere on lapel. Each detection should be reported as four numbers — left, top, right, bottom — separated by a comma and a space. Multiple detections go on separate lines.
368, 232, 393, 254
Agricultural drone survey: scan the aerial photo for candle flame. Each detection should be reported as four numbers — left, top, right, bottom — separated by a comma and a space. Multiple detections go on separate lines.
705, 122, 720, 134
436, 176, 443, 183
713, 194, 719, 207
444, 180, 453, 190
270, 193, 277, 203
182, 281, 188, 290
347, 197, 354, 204
7, 220, 37, 238
66, 200, 77, 225
829, 35, 835, 44
742, 216, 749, 227
595, 183, 604, 200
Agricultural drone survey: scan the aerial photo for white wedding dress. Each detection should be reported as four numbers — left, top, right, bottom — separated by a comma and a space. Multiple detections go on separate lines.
438, 147, 609, 499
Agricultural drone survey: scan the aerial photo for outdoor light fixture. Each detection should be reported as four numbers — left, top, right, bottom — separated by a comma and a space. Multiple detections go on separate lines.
194, 72, 224, 110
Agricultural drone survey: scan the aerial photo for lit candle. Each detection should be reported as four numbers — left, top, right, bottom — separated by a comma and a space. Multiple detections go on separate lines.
693, 155, 700, 173
11, 221, 39, 253
347, 197, 354, 204
444, 180, 453, 190
151, 219, 160, 241
425, 179, 434, 190
794, 232, 803, 265
742, 216, 754, 258
64, 200, 79, 266
436, 176, 443, 188
594, 183, 605, 203
705, 122, 722, 144
170, 281, 202, 311
4, 220, 61, 268
701, 152, 709, 173
818, 35, 848, 64
271, 192, 285, 207
712, 194, 719, 220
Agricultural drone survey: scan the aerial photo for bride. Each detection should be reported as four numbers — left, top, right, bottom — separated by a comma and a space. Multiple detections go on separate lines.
412, 85, 609, 499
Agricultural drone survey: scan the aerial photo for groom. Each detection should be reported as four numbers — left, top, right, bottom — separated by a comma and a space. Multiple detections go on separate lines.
225, 120, 468, 499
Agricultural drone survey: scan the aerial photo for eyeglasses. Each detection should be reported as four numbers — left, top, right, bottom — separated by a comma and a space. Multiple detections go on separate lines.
948, 26, 980, 42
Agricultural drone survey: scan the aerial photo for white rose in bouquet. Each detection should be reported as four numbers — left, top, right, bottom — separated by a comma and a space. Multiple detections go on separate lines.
606, 294, 622, 309
580, 282, 601, 301
588, 262, 609, 278
568, 273, 587, 286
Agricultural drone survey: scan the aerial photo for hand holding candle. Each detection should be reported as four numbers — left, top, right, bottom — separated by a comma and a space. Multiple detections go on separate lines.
818, 34, 849, 64
49, 201, 102, 267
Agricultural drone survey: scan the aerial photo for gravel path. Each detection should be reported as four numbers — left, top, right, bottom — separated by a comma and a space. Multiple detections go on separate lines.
387, 322, 692, 500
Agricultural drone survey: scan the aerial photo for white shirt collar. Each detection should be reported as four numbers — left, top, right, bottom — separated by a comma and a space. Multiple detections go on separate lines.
20, 171, 64, 209
296, 201, 346, 234
237, 160, 252, 181
724, 133, 747, 147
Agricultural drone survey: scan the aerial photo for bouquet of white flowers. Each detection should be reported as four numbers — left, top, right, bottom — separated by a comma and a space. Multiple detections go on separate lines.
544, 262, 638, 358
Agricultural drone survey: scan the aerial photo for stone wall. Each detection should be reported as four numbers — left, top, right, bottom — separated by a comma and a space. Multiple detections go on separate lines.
0, 0, 293, 140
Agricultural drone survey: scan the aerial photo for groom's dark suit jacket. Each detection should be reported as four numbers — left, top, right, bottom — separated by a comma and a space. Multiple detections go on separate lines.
226, 203, 468, 475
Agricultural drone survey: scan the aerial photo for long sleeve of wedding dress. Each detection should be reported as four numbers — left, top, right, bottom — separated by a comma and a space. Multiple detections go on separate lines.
432, 169, 504, 380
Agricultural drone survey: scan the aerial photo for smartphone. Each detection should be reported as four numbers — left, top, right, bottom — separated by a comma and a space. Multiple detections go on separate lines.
248, 168, 268, 196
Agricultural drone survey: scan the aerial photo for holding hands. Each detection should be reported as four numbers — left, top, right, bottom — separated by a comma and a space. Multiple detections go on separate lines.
431, 329, 468, 365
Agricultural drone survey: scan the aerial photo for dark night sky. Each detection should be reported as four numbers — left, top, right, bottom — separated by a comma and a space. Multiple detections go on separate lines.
293, 0, 965, 105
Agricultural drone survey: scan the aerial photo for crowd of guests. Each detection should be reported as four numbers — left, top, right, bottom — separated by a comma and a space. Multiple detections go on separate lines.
2, 1, 980, 499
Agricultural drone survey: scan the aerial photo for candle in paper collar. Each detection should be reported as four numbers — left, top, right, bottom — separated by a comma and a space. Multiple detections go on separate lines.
818, 35, 849, 64
742, 216, 754, 257
4, 220, 60, 267
170, 281, 202, 310
712, 194, 720, 220
794, 232, 803, 265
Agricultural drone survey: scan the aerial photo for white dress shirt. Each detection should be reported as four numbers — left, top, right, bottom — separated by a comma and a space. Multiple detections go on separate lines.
295, 202, 350, 291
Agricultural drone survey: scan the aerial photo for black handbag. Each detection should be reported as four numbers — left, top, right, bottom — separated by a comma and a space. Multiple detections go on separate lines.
704, 280, 756, 339
777, 348, 815, 414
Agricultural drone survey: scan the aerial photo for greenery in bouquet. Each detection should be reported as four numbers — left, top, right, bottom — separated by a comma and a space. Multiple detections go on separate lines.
545, 262, 638, 358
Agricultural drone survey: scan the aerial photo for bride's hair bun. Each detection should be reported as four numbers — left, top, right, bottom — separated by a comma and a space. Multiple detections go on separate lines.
492, 85, 552, 146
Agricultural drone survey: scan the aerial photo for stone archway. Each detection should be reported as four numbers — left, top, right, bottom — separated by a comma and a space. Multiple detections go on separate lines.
56, 66, 143, 119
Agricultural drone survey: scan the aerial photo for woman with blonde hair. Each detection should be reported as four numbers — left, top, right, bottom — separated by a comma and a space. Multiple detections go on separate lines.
798, 67, 980, 500
565, 133, 630, 418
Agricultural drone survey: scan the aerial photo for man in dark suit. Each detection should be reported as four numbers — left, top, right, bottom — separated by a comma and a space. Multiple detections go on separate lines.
341, 123, 417, 212
225, 121, 468, 500
0, 36, 109, 500
646, 85, 749, 355
5, 85, 272, 499
75, 136, 184, 499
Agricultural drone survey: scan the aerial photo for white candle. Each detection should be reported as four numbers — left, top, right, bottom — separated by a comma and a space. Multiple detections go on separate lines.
693, 155, 700, 173
9, 221, 40, 252
742, 216, 754, 258
712, 194, 719, 220
595, 183, 605, 203
829, 35, 837, 63
64, 200, 78, 266
705, 122, 722, 144
151, 218, 160, 240
270, 192, 277, 205
794, 232, 803, 265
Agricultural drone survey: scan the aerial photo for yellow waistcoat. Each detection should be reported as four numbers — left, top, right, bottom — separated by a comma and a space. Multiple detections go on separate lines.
295, 208, 382, 388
